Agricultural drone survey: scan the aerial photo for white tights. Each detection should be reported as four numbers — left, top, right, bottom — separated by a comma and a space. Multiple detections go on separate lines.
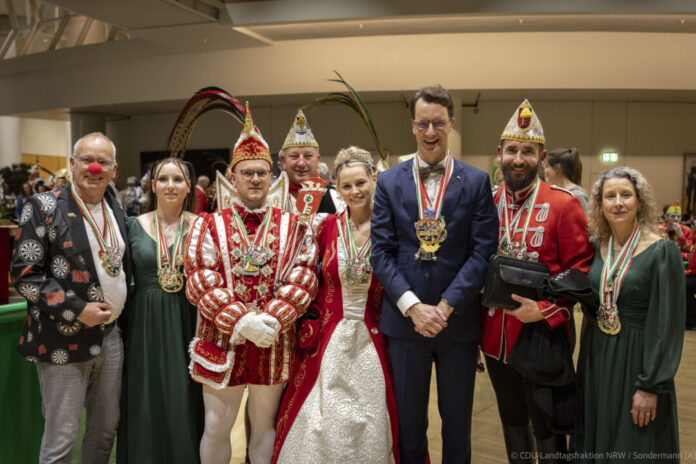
200, 383, 285, 464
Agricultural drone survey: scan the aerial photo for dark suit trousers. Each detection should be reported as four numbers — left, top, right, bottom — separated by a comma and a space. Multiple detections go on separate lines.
389, 335, 478, 464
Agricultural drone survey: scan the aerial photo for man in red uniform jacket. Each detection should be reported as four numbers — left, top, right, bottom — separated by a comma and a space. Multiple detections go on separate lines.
480, 100, 593, 462
194, 175, 210, 214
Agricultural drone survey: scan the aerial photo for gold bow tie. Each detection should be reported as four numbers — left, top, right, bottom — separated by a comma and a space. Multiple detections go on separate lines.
418, 164, 446, 180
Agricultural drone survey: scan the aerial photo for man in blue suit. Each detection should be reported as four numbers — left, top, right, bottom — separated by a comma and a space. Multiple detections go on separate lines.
371, 85, 499, 463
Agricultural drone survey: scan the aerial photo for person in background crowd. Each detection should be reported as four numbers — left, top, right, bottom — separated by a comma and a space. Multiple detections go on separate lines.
317, 161, 331, 182
278, 110, 343, 214
184, 106, 318, 464
139, 172, 151, 211
543, 147, 588, 215
480, 100, 593, 463
371, 85, 498, 463
577, 166, 684, 463
33, 178, 49, 194
273, 146, 399, 464
195, 175, 210, 214
11, 132, 131, 463
51, 169, 70, 190
123, 176, 143, 217
14, 181, 33, 221
118, 157, 203, 463
659, 201, 693, 264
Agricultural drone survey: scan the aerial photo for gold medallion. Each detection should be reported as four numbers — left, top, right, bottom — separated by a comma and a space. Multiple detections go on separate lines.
414, 217, 447, 261
158, 267, 184, 293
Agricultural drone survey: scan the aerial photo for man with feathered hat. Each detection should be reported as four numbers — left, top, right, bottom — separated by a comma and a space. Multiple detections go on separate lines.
278, 109, 343, 214
184, 104, 318, 464
480, 100, 593, 461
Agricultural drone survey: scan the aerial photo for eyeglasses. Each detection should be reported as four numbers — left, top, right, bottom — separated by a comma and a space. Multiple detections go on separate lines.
75, 156, 115, 167
237, 169, 271, 181
412, 119, 450, 132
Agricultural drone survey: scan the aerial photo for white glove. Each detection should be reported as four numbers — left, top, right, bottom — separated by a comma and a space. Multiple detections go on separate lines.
236, 313, 278, 348
258, 312, 281, 333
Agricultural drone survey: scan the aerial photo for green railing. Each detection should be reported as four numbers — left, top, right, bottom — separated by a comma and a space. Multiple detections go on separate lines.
0, 301, 43, 463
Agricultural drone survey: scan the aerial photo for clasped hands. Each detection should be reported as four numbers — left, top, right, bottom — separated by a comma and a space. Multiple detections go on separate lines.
236, 312, 281, 348
407, 300, 453, 338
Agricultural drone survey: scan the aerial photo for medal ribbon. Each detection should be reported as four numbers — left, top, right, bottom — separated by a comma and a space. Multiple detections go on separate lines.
70, 184, 118, 255
413, 153, 454, 219
230, 206, 272, 252
155, 212, 185, 270
498, 179, 541, 254
599, 224, 642, 309
337, 211, 371, 264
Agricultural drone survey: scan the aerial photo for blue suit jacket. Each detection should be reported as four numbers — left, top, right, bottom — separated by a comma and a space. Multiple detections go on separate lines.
371, 157, 499, 342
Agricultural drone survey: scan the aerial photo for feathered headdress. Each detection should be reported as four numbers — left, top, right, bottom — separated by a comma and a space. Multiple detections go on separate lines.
300, 70, 389, 172
165, 86, 246, 158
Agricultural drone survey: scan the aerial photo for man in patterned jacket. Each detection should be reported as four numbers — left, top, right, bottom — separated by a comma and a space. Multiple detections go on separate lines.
185, 105, 318, 464
11, 132, 132, 463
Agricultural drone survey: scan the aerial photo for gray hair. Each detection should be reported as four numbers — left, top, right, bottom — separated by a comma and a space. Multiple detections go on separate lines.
72, 132, 117, 161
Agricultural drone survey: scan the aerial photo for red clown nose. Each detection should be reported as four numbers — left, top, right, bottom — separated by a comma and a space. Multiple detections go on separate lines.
87, 162, 103, 176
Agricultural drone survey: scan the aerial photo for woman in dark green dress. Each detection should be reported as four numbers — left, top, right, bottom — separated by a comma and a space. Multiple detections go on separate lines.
578, 166, 685, 463
120, 157, 203, 463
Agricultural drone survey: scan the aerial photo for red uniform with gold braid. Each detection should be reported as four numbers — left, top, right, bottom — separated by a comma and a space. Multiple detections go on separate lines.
480, 181, 593, 361
184, 204, 317, 388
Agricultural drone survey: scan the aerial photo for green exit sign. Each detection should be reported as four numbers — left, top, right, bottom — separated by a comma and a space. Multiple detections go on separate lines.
601, 152, 618, 163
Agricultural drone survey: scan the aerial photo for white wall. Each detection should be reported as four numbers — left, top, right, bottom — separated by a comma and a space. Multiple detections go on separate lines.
20, 118, 71, 158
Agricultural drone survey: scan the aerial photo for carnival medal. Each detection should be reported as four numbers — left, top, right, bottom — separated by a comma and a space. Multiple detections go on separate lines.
71, 185, 122, 277
597, 225, 642, 335
155, 212, 186, 293
413, 153, 453, 261
497, 179, 540, 261
337, 211, 372, 286
230, 206, 273, 276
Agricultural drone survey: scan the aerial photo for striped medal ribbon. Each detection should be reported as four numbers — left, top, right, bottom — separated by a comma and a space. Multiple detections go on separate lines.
230, 206, 273, 276
598, 224, 642, 335
155, 212, 185, 293
71, 185, 121, 277
413, 152, 454, 261
337, 211, 371, 286
498, 179, 541, 260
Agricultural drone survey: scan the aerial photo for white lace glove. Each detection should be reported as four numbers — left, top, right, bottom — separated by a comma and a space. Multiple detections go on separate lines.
235, 313, 278, 348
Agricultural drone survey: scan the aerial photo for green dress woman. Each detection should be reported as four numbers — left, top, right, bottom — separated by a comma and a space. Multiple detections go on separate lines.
578, 167, 685, 463
119, 158, 203, 463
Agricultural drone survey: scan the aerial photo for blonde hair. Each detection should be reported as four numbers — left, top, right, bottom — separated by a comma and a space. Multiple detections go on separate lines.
587, 166, 659, 244
334, 146, 374, 181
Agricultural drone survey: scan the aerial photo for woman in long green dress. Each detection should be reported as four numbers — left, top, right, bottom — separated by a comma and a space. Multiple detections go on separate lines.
119, 158, 203, 463
578, 166, 685, 463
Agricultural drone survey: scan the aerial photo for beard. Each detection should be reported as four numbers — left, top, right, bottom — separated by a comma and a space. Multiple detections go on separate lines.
501, 161, 539, 192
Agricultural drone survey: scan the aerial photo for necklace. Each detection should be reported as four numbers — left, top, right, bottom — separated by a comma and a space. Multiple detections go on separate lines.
230, 206, 273, 276
155, 211, 185, 293
498, 179, 540, 260
337, 211, 372, 287
598, 224, 642, 335
413, 152, 453, 261
71, 185, 122, 277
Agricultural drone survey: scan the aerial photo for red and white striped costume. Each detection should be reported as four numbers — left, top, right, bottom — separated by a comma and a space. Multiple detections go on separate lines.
184, 203, 317, 388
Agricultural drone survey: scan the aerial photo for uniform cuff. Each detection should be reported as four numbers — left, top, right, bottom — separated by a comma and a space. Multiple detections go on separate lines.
396, 291, 420, 316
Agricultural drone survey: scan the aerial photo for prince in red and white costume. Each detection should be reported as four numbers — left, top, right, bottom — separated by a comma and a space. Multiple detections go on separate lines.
480, 100, 593, 461
184, 105, 318, 464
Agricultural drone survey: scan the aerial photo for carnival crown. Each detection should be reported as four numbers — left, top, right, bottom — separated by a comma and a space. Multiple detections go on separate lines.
230, 102, 272, 171
500, 99, 545, 145
281, 109, 319, 150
